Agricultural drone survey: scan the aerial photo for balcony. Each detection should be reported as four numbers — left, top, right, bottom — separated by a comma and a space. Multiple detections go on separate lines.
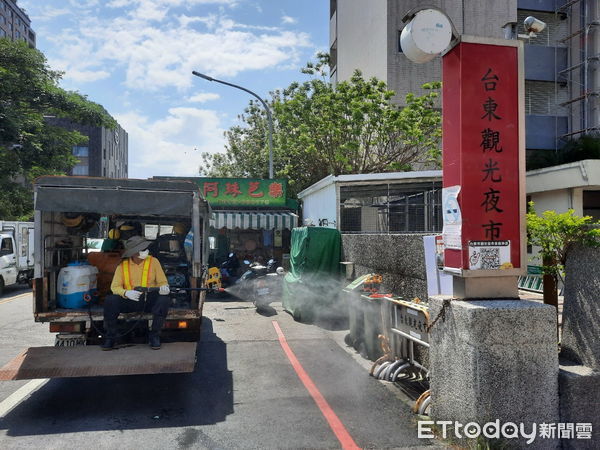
524, 45, 567, 82
526, 115, 568, 150
518, 0, 567, 12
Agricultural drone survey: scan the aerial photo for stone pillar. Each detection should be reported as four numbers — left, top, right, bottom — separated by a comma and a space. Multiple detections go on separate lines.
428, 297, 559, 449
559, 244, 600, 449
561, 244, 600, 368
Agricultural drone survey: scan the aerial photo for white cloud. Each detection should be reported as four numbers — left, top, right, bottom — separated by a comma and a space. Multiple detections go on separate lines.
115, 107, 226, 178
28, 6, 71, 21
66, 69, 111, 83
187, 93, 220, 103
44, 5, 312, 90
281, 15, 297, 25
108, 0, 237, 11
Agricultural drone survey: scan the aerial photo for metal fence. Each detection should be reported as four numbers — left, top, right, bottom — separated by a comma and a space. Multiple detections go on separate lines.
339, 181, 442, 234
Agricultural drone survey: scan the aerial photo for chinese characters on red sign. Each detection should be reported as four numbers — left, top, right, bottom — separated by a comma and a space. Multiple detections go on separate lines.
442, 42, 522, 272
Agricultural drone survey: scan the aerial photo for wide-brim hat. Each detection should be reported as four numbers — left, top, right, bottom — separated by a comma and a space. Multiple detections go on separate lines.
122, 235, 151, 258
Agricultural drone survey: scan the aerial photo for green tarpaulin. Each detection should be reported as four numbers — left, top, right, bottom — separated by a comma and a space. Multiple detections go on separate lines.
282, 227, 342, 322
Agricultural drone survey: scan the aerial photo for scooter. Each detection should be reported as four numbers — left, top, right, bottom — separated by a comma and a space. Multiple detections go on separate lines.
220, 252, 240, 287
236, 260, 284, 310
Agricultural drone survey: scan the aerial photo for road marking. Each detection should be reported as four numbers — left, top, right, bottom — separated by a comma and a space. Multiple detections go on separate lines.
0, 292, 31, 305
272, 321, 360, 450
0, 378, 49, 418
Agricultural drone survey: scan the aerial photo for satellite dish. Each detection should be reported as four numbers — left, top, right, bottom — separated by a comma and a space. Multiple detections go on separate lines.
400, 9, 453, 63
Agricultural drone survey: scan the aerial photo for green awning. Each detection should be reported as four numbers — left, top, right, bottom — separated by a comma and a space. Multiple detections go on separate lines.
210, 211, 298, 230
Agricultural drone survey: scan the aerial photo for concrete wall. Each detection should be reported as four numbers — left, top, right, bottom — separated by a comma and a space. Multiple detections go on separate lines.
301, 182, 337, 227
529, 189, 575, 215
334, 0, 388, 83
341, 233, 431, 299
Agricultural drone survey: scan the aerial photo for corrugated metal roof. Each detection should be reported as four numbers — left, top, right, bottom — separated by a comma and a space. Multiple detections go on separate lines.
297, 171, 442, 199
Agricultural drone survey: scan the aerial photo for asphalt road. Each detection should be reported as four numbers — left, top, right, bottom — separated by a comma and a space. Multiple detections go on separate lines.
0, 290, 436, 449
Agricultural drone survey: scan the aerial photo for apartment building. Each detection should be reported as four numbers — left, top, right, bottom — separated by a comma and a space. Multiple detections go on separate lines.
330, 0, 599, 162
46, 118, 129, 179
1, 1, 128, 179
0, 0, 35, 47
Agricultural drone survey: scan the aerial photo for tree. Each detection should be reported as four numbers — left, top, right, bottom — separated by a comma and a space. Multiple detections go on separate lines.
526, 202, 600, 308
0, 39, 115, 220
527, 134, 600, 170
201, 53, 441, 195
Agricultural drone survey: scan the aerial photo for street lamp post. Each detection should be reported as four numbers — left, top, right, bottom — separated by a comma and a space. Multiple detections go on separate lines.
192, 71, 274, 179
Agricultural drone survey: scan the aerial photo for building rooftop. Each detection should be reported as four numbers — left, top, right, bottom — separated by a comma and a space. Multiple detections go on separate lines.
297, 170, 442, 199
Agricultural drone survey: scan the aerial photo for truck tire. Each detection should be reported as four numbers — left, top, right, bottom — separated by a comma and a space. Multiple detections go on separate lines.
0, 277, 4, 296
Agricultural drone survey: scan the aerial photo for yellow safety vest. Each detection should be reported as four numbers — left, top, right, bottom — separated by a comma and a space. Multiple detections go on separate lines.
122, 257, 153, 290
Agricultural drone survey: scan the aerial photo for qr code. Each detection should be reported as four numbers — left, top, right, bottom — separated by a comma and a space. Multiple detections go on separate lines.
480, 248, 501, 269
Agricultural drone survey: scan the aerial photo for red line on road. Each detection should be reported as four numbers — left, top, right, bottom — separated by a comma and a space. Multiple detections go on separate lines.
272, 320, 360, 450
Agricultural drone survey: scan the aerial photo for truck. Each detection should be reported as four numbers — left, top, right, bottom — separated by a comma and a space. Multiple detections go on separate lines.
0, 176, 211, 380
0, 221, 35, 294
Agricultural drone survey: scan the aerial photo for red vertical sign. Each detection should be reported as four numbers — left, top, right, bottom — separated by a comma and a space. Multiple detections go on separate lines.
442, 41, 523, 273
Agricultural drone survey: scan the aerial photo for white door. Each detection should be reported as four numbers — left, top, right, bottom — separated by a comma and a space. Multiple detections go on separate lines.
0, 237, 18, 286
16, 223, 34, 269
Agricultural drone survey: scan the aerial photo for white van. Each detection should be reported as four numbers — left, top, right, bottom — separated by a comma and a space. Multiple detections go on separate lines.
0, 221, 34, 294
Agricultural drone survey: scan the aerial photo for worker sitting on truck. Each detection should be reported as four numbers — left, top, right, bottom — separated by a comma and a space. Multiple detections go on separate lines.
102, 236, 170, 351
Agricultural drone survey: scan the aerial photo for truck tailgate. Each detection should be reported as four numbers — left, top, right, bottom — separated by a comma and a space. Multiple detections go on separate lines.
0, 342, 197, 380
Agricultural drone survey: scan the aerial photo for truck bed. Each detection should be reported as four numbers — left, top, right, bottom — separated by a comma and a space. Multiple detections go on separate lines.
0, 342, 197, 380
35, 305, 202, 322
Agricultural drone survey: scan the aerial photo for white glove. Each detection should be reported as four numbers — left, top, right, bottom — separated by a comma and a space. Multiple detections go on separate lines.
124, 290, 142, 301
159, 285, 170, 296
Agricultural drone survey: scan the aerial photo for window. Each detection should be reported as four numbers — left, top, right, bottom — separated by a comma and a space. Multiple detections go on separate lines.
0, 29, 5, 38
72, 165, 89, 176
339, 182, 442, 234
1, 237, 13, 255
15, 30, 19, 38
72, 146, 89, 157
525, 80, 568, 116
583, 191, 600, 222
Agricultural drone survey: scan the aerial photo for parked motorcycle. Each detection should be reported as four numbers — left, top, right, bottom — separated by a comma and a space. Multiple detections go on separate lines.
236, 259, 284, 310
220, 252, 240, 287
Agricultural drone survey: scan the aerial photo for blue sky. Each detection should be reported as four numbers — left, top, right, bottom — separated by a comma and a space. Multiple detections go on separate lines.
18, 0, 329, 179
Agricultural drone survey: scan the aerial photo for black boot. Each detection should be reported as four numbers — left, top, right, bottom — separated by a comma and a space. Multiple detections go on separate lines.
149, 333, 161, 350
101, 338, 115, 351
102, 319, 118, 351
149, 316, 165, 349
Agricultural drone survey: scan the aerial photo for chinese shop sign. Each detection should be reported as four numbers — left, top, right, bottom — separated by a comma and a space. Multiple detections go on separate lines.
198, 178, 287, 206
442, 40, 524, 273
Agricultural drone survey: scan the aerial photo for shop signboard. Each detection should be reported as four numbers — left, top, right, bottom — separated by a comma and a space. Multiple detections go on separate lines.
197, 178, 287, 207
442, 38, 525, 275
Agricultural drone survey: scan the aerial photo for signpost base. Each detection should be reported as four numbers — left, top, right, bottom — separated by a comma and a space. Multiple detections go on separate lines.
452, 276, 519, 299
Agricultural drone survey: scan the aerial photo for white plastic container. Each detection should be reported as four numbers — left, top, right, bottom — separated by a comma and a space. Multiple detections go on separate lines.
400, 9, 453, 63
57, 262, 99, 309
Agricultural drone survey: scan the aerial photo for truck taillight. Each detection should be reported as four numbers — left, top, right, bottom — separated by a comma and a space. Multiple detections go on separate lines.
50, 323, 82, 333
164, 320, 189, 329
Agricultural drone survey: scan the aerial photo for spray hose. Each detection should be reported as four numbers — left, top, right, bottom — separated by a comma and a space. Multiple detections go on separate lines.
87, 285, 223, 340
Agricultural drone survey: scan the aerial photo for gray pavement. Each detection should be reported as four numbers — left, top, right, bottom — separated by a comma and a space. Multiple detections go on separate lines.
0, 287, 54, 404
0, 292, 437, 449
